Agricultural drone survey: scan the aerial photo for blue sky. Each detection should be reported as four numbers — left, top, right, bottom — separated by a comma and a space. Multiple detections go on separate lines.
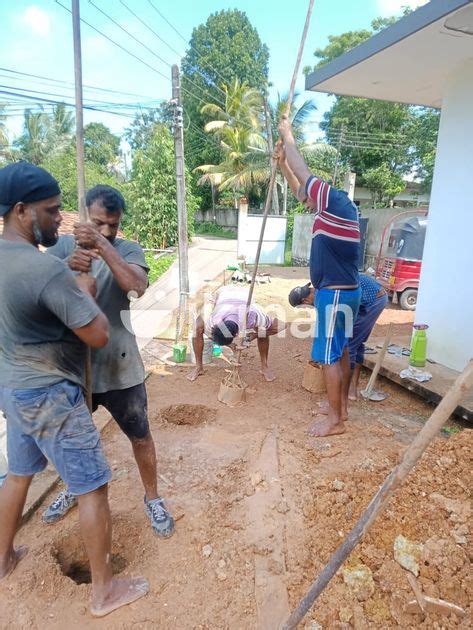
0, 0, 428, 143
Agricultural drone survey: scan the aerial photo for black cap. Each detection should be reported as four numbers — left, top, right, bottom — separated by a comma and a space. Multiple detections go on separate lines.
0, 161, 61, 217
288, 283, 312, 307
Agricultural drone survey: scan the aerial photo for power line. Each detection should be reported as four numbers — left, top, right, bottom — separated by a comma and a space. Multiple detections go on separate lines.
145, 0, 235, 92
0, 83, 161, 111
88, 0, 172, 69
55, 0, 170, 82
119, 0, 181, 57
0, 89, 137, 119
0, 66, 155, 100
84, 0, 228, 112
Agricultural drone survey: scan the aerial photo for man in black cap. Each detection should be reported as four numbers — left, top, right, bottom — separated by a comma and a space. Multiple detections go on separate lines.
0, 162, 148, 616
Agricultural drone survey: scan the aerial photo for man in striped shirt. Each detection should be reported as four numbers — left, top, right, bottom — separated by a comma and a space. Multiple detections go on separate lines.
277, 118, 361, 438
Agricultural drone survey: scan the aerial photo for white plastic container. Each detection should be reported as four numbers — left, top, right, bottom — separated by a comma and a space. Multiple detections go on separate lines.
190, 337, 214, 365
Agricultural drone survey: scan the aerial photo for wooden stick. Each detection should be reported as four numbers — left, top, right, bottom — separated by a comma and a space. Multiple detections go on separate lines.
362, 323, 393, 398
406, 573, 427, 614
282, 359, 473, 629
236, 0, 315, 368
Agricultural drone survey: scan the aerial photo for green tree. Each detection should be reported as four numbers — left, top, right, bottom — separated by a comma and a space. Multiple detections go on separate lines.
304, 13, 437, 191
181, 9, 269, 210
124, 102, 174, 151
196, 79, 268, 201
40, 145, 121, 212
126, 125, 199, 248
84, 122, 120, 167
363, 163, 405, 207
14, 104, 74, 164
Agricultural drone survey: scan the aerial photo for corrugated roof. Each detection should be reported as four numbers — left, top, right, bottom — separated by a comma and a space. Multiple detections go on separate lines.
0, 211, 124, 238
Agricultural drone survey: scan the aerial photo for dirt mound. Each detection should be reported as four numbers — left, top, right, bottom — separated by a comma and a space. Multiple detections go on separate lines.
160, 403, 217, 426
290, 430, 472, 628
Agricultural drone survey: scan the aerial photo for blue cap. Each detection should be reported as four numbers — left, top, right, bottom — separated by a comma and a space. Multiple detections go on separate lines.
0, 161, 60, 217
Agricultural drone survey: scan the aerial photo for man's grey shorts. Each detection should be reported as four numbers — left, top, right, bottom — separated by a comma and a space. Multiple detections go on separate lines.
0, 379, 111, 495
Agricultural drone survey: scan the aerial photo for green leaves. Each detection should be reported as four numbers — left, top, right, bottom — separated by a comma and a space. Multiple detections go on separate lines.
125, 125, 199, 248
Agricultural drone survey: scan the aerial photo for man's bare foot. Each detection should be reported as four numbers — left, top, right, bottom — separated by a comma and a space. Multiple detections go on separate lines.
91, 576, 149, 618
348, 390, 358, 401
313, 401, 348, 421
0, 545, 28, 581
260, 366, 276, 382
308, 415, 346, 438
187, 366, 205, 382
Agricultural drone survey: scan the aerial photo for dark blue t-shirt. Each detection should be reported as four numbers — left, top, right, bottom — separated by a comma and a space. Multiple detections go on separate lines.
306, 176, 360, 289
359, 274, 381, 307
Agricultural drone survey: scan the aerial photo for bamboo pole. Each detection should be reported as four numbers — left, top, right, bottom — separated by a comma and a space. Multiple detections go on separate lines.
282, 359, 473, 629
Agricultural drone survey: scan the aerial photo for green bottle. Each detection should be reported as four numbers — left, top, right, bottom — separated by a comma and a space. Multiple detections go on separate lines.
409, 324, 428, 367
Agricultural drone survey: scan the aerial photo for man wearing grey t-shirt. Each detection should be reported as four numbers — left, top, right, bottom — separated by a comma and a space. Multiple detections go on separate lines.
45, 185, 173, 538
0, 162, 148, 616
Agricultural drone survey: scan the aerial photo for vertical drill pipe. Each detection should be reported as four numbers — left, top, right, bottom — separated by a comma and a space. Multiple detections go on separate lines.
72, 0, 92, 411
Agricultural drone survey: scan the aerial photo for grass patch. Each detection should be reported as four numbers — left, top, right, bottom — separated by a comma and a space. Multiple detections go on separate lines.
194, 221, 236, 239
284, 237, 293, 266
145, 252, 176, 284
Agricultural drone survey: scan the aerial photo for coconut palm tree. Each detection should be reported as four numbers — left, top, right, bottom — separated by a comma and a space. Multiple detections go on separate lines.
15, 103, 74, 164
196, 79, 268, 199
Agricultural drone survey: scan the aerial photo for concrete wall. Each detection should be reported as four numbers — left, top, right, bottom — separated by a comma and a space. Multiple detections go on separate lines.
292, 207, 401, 268
360, 207, 405, 268
195, 208, 238, 230
291, 214, 314, 265
416, 60, 473, 371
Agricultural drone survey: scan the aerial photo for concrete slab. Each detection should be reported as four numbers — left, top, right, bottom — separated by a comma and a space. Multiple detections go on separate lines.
364, 334, 473, 422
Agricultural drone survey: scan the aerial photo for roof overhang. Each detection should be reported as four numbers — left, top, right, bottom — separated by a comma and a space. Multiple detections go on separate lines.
305, 0, 473, 108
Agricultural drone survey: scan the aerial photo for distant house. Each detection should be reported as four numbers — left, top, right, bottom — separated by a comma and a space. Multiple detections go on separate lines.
355, 182, 430, 208
0, 211, 82, 237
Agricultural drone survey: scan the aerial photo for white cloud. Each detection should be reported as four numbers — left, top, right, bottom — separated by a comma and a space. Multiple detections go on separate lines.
22, 5, 51, 37
376, 0, 429, 17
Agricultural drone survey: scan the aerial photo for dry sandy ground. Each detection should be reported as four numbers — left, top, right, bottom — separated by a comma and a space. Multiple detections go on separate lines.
0, 268, 470, 629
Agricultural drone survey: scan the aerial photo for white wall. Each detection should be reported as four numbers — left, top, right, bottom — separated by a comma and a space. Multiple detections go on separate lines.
416, 60, 473, 371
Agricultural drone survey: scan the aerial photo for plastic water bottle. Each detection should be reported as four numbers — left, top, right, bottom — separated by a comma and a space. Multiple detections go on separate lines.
409, 324, 428, 368
0, 452, 7, 488
212, 344, 222, 357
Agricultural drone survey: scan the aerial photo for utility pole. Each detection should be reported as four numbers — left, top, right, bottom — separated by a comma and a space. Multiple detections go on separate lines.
332, 125, 345, 187
171, 65, 189, 344
263, 93, 280, 215
72, 0, 92, 410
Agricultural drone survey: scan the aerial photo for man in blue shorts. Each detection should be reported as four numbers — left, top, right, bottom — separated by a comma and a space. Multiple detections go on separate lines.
277, 119, 361, 437
0, 162, 148, 616
289, 274, 388, 410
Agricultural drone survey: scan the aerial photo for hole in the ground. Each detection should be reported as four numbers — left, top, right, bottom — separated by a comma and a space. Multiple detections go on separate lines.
52, 515, 137, 585
57, 553, 128, 585
160, 403, 216, 426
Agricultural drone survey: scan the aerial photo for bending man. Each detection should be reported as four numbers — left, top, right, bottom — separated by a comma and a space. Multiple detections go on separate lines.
187, 285, 285, 382
277, 119, 361, 438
